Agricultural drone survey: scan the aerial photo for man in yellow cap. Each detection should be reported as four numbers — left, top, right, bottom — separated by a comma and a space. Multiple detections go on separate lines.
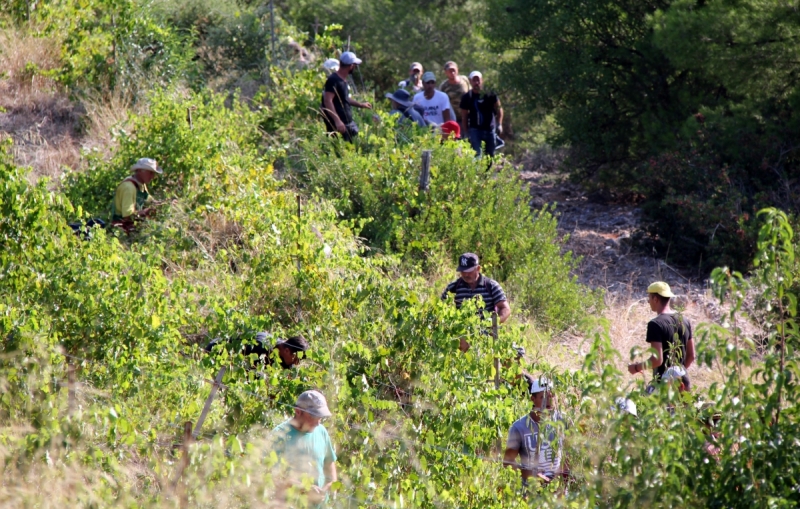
628, 282, 695, 389
111, 157, 161, 231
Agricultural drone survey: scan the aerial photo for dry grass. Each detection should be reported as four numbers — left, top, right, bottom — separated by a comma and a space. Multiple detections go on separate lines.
0, 26, 135, 184
545, 284, 759, 391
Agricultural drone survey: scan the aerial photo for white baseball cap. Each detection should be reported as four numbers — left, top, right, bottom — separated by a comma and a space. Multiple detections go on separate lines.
468, 71, 482, 80
529, 376, 552, 394
295, 390, 332, 418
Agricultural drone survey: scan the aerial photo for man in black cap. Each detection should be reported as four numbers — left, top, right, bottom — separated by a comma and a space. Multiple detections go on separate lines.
441, 252, 511, 351
206, 333, 309, 370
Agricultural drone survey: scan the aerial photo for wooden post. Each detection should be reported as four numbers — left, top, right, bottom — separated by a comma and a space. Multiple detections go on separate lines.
187, 108, 193, 130
492, 313, 500, 389
172, 421, 193, 506
67, 362, 76, 414
192, 367, 226, 439
419, 150, 432, 192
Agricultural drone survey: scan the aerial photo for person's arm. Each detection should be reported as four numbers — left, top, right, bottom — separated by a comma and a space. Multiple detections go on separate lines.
459, 93, 470, 135
503, 448, 520, 469
494, 99, 504, 133
318, 461, 337, 492
685, 337, 695, 368
323, 91, 346, 134
628, 342, 663, 374
348, 97, 372, 109
496, 300, 511, 323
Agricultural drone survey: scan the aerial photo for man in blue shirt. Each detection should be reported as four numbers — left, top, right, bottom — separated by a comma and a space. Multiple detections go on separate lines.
271, 390, 338, 506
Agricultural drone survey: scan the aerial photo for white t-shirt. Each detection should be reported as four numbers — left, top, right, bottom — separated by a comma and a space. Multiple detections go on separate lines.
413, 90, 451, 125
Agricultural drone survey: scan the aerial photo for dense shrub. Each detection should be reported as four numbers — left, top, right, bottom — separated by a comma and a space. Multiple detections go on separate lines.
298, 120, 600, 330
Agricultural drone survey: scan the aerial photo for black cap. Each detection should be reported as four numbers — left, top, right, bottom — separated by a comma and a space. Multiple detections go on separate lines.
275, 335, 309, 353
457, 253, 479, 272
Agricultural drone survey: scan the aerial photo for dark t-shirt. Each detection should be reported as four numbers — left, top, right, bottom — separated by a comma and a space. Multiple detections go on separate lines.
646, 313, 692, 379
459, 90, 499, 131
321, 73, 352, 130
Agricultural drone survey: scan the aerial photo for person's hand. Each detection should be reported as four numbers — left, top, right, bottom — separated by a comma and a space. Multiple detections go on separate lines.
627, 362, 642, 375
496, 124, 503, 135
361, 101, 373, 109
536, 473, 552, 484
335, 119, 347, 134
459, 338, 471, 353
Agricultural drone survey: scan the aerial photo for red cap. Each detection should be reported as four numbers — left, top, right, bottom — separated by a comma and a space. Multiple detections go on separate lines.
441, 121, 461, 139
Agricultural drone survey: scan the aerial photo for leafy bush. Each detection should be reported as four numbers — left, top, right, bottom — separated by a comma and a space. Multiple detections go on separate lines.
298, 122, 599, 330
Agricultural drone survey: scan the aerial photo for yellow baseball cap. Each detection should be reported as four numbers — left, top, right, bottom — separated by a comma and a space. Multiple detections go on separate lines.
647, 281, 675, 298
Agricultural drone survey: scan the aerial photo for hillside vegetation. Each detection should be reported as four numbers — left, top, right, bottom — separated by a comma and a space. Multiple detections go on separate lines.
1, 1, 800, 508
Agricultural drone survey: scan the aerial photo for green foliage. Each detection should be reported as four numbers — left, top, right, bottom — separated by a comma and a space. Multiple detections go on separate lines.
485, 0, 800, 269
279, 0, 493, 91
299, 122, 598, 330
18, 0, 195, 96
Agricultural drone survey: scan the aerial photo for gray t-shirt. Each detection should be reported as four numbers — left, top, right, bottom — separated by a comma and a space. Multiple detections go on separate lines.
506, 412, 565, 478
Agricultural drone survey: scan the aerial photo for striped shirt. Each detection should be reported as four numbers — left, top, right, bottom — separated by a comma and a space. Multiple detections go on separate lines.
441, 275, 507, 313
506, 412, 565, 478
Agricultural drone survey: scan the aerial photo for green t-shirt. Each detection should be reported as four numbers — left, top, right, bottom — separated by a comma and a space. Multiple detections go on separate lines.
272, 420, 337, 488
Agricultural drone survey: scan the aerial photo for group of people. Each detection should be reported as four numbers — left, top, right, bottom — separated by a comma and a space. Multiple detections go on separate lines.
261, 274, 697, 504
319, 54, 504, 157
108, 158, 694, 502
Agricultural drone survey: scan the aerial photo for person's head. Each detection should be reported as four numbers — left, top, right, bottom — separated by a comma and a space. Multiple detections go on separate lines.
529, 376, 554, 411
293, 390, 332, 432
441, 121, 461, 141
385, 89, 413, 111
338, 51, 362, 76
130, 157, 161, 184
323, 58, 340, 75
275, 335, 309, 368
647, 281, 674, 312
422, 71, 437, 95
456, 252, 481, 284
409, 62, 423, 80
468, 71, 483, 92
444, 61, 459, 81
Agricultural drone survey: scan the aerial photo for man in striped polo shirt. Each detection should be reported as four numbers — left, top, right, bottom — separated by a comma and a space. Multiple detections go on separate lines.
441, 253, 511, 351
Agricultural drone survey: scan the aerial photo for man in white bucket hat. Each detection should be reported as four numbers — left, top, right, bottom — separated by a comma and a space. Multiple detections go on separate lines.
112, 157, 162, 231
271, 390, 338, 505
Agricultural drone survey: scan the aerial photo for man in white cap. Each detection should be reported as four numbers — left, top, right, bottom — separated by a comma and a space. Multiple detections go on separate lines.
627, 281, 695, 390
503, 376, 568, 490
321, 51, 372, 142
399, 62, 424, 93
460, 71, 503, 157
271, 390, 338, 505
112, 157, 161, 230
413, 71, 452, 126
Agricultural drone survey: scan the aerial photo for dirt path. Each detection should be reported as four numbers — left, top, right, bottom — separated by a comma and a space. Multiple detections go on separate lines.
518, 160, 762, 386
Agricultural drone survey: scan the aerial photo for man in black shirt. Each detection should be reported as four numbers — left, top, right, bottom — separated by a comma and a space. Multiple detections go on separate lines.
442, 252, 511, 351
627, 282, 695, 389
206, 333, 309, 370
459, 71, 503, 157
321, 51, 372, 142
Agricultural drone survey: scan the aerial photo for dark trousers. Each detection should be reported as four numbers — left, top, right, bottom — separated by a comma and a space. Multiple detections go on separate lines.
468, 128, 496, 157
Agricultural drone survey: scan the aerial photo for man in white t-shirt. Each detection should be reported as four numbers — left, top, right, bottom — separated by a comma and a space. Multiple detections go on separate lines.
413, 72, 452, 126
